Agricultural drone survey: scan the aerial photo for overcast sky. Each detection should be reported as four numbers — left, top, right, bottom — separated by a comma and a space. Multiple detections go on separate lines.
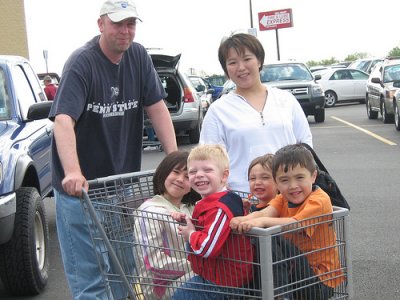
24, 0, 399, 76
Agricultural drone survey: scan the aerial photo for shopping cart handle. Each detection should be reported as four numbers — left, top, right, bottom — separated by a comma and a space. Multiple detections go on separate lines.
81, 189, 88, 198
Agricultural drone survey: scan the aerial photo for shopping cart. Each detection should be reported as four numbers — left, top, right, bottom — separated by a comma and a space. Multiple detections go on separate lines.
80, 170, 353, 299
232, 190, 260, 213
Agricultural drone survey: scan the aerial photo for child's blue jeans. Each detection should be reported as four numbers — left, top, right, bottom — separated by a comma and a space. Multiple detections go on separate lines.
171, 275, 245, 300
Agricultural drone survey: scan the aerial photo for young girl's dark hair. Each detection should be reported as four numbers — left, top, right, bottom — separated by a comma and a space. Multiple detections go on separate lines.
153, 151, 201, 206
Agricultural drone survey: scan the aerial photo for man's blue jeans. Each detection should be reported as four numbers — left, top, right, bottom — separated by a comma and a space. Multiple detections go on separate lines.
55, 189, 133, 300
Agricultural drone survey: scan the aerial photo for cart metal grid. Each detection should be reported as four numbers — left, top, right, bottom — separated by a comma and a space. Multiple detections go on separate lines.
81, 170, 353, 300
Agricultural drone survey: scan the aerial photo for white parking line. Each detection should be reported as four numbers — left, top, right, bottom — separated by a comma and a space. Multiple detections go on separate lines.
331, 116, 397, 146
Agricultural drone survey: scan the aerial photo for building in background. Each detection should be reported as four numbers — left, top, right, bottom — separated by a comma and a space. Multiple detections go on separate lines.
0, 0, 29, 58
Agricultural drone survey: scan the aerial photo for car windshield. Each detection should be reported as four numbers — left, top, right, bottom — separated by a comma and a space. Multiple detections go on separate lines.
189, 77, 205, 92
260, 63, 313, 82
349, 60, 370, 73
222, 79, 236, 92
383, 64, 400, 83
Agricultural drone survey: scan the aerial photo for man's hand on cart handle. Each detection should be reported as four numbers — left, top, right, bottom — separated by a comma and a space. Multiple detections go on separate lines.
61, 171, 89, 197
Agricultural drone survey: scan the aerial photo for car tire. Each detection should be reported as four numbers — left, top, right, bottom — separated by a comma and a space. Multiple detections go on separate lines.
0, 187, 49, 295
189, 110, 203, 144
314, 108, 325, 123
366, 98, 378, 119
381, 100, 394, 124
395, 103, 400, 131
325, 91, 337, 107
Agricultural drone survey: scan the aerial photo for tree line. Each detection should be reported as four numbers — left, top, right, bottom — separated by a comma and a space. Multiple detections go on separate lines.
306, 46, 400, 67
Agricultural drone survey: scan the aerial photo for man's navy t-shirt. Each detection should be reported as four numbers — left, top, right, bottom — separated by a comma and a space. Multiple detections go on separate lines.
49, 36, 166, 192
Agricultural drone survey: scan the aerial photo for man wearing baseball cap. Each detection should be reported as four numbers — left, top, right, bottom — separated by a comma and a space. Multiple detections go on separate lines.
49, 0, 177, 299
100, 0, 142, 22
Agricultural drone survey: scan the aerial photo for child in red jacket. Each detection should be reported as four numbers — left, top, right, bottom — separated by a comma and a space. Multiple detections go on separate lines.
171, 144, 253, 299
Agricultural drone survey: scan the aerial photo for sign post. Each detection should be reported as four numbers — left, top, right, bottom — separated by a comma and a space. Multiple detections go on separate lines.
258, 8, 293, 61
43, 50, 49, 73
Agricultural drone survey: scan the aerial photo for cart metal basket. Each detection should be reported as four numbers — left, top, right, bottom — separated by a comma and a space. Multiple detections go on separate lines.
81, 170, 353, 299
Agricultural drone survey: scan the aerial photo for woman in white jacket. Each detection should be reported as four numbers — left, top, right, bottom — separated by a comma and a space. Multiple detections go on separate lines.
134, 151, 201, 299
200, 33, 313, 193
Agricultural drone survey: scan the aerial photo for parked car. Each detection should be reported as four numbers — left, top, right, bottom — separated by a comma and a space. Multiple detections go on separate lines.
188, 75, 214, 115
0, 56, 53, 295
309, 65, 328, 73
309, 64, 347, 73
393, 81, 400, 131
149, 53, 203, 144
315, 68, 369, 107
366, 58, 400, 123
332, 61, 352, 68
260, 61, 326, 122
348, 57, 384, 74
218, 62, 326, 122
204, 75, 225, 100
218, 78, 236, 97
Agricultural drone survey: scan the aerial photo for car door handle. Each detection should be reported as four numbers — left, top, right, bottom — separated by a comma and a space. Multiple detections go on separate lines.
46, 127, 53, 136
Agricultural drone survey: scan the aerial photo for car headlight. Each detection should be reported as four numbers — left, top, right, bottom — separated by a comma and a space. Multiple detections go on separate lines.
312, 85, 324, 96
386, 88, 398, 99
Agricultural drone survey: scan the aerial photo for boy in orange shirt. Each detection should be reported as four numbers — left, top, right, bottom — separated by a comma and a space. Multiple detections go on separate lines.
231, 144, 343, 300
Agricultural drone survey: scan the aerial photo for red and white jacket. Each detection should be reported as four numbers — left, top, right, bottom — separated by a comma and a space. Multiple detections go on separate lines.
188, 191, 254, 287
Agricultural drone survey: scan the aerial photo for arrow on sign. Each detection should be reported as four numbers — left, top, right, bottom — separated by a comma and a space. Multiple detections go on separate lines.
260, 15, 269, 27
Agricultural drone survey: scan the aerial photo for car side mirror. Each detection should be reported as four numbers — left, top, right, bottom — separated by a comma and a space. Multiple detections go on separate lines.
371, 77, 381, 84
314, 74, 321, 81
197, 85, 205, 92
27, 101, 53, 121
393, 80, 400, 88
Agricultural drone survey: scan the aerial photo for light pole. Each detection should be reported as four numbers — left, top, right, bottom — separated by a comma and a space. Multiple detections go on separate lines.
43, 50, 49, 73
249, 0, 253, 28
248, 0, 257, 36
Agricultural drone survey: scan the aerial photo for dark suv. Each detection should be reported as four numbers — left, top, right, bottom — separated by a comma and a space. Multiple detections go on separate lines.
261, 62, 325, 122
149, 53, 203, 144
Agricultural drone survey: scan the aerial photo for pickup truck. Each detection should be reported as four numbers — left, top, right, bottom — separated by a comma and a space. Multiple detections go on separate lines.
0, 56, 53, 295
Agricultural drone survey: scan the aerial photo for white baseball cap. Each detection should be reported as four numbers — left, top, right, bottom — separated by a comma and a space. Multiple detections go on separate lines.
100, 0, 142, 22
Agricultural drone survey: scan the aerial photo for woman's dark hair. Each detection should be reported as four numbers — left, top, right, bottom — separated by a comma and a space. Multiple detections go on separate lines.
153, 151, 200, 206
218, 33, 265, 76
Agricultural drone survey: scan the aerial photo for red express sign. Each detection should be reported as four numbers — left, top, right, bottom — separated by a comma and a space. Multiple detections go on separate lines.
258, 8, 293, 31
